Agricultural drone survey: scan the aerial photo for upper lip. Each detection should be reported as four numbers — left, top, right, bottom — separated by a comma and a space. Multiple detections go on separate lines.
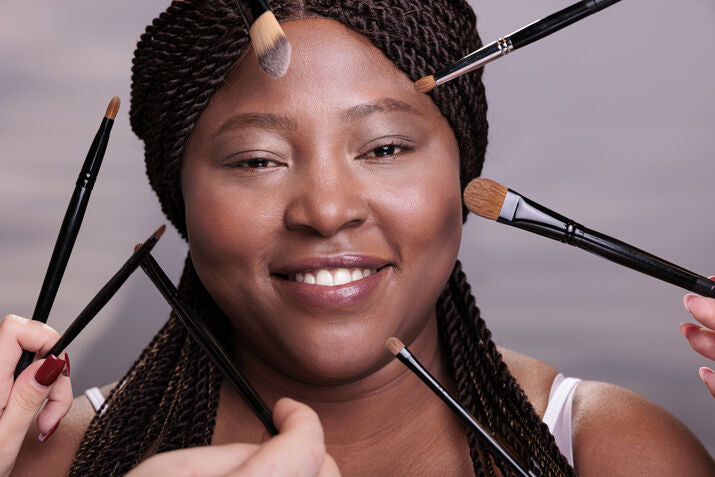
271, 255, 392, 276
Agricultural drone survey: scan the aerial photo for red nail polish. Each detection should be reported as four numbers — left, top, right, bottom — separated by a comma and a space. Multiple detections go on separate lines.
62, 353, 70, 377
38, 422, 59, 442
34, 354, 66, 386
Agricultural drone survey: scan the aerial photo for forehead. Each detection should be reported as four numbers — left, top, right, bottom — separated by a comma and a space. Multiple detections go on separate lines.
207, 18, 441, 118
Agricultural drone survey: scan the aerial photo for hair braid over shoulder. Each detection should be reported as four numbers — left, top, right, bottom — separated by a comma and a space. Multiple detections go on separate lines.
71, 1, 574, 475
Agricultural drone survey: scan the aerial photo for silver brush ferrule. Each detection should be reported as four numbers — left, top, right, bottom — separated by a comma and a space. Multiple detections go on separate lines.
435, 36, 513, 86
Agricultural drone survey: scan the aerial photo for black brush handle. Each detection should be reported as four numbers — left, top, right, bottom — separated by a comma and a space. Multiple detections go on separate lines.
246, 0, 270, 19
509, 0, 622, 50
15, 117, 114, 378
44, 229, 162, 358
396, 348, 536, 477
499, 191, 715, 298
140, 254, 278, 436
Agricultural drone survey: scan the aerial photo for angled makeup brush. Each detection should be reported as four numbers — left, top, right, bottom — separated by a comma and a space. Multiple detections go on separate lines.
138, 252, 278, 436
235, 0, 291, 78
415, 0, 622, 93
464, 178, 715, 298
15, 97, 120, 378
42, 226, 165, 358
386, 337, 538, 477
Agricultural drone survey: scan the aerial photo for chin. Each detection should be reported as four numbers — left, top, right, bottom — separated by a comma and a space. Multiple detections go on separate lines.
271, 323, 396, 385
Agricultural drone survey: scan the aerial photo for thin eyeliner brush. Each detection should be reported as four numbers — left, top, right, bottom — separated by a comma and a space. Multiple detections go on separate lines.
139, 252, 278, 436
42, 226, 165, 359
386, 337, 538, 477
15, 97, 120, 378
415, 0, 622, 93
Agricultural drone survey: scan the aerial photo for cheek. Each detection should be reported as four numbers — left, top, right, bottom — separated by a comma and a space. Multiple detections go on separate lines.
182, 168, 281, 280
372, 150, 463, 270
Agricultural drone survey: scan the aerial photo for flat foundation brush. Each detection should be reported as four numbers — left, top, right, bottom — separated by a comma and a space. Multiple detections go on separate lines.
415, 0, 622, 93
235, 0, 291, 78
464, 178, 715, 298
386, 337, 538, 477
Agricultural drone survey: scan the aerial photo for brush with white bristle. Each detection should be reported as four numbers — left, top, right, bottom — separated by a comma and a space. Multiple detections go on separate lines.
464, 177, 715, 298
236, 0, 292, 78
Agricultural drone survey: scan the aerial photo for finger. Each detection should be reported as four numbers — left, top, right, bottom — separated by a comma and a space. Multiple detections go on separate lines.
680, 323, 715, 360
127, 443, 259, 477
0, 315, 60, 411
234, 398, 327, 477
683, 295, 715, 330
0, 355, 65, 464
699, 368, 715, 398
317, 454, 341, 477
36, 356, 72, 441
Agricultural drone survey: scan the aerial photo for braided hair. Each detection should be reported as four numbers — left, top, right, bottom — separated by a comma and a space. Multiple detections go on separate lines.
70, 1, 575, 475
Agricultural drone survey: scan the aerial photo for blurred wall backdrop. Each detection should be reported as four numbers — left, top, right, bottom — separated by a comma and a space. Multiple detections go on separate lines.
1, 0, 713, 454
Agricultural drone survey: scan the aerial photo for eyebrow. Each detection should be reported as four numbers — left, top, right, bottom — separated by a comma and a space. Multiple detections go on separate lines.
341, 98, 423, 123
214, 113, 297, 138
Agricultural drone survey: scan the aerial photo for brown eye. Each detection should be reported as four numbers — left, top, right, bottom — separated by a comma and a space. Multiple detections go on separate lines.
225, 158, 282, 169
362, 143, 410, 159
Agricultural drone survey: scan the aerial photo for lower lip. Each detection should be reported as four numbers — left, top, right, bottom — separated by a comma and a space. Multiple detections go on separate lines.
273, 268, 389, 307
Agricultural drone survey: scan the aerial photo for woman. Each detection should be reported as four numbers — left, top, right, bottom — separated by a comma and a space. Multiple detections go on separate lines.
2, 1, 714, 475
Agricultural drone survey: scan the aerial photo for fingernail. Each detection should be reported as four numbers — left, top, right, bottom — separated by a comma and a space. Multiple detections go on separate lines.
34, 354, 66, 386
685, 295, 697, 311
699, 367, 713, 382
38, 422, 59, 442
62, 353, 70, 377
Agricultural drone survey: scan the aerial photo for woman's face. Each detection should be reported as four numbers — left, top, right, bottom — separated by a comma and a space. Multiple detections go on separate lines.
181, 19, 463, 384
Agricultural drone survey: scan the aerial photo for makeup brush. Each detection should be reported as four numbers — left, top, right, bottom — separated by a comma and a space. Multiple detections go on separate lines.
415, 0, 622, 93
386, 337, 537, 477
15, 97, 120, 378
235, 0, 291, 78
138, 252, 278, 436
40, 226, 165, 359
464, 178, 715, 298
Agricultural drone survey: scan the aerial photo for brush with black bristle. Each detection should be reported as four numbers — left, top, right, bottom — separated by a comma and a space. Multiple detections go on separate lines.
464, 177, 715, 298
236, 0, 291, 78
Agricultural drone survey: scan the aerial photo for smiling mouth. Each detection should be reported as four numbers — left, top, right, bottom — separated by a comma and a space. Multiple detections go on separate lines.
276, 266, 389, 286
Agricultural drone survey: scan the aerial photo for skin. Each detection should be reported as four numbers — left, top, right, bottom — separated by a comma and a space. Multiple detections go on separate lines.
2, 18, 715, 477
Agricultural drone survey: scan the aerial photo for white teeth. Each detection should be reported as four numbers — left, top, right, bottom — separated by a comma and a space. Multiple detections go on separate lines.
316, 269, 334, 286
290, 267, 378, 286
334, 268, 351, 285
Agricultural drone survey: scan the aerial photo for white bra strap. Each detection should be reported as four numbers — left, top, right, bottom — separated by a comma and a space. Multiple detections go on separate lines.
542, 373, 581, 467
84, 387, 106, 414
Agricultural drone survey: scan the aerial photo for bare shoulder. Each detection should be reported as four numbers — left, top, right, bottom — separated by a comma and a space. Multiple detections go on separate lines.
497, 347, 558, 418
11, 383, 116, 477
572, 380, 715, 476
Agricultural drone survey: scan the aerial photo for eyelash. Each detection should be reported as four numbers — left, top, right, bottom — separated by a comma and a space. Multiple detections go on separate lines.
222, 139, 414, 170
360, 140, 413, 160
223, 157, 283, 170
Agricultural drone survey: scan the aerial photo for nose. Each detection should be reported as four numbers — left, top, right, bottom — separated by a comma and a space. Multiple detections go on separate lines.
284, 160, 368, 237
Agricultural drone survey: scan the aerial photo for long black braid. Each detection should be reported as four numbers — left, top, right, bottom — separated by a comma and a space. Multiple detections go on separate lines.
70, 1, 575, 475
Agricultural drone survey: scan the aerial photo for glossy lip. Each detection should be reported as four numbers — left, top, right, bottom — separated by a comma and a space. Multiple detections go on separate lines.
271, 255, 393, 308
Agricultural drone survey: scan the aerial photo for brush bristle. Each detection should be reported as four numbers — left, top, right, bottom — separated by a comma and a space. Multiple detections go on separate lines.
463, 178, 507, 221
154, 224, 167, 239
414, 75, 436, 94
250, 11, 291, 78
105, 96, 120, 120
386, 337, 405, 356
134, 243, 142, 253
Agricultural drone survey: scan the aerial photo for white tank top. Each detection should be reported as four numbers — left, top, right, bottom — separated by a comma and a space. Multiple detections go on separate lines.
85, 373, 580, 467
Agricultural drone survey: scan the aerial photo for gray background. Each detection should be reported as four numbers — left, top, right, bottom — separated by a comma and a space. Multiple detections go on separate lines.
1, 0, 713, 454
